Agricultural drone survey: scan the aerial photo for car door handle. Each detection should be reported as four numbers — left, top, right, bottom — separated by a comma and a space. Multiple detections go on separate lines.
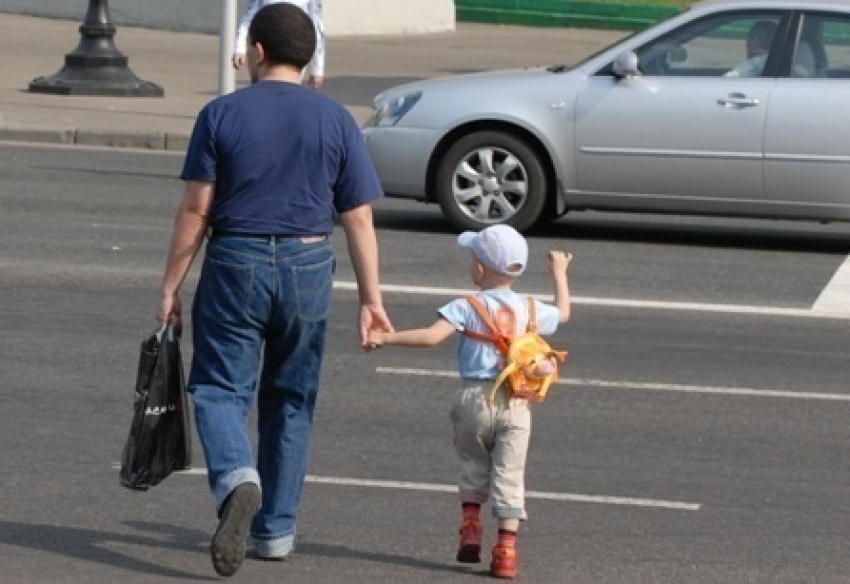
717, 94, 760, 107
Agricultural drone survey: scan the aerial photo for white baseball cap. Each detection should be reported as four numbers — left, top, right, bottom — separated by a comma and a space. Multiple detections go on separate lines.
457, 224, 528, 277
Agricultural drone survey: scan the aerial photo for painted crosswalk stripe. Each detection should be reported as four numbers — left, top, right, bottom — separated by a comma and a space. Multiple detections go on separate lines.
306, 476, 700, 511
812, 254, 850, 316
376, 367, 850, 402
111, 465, 699, 511
333, 281, 850, 319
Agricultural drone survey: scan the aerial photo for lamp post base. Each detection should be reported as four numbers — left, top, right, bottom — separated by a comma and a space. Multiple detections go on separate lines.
28, 0, 163, 98
29, 63, 165, 98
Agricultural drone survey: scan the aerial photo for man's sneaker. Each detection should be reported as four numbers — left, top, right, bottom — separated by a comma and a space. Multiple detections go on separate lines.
210, 483, 261, 577
490, 544, 518, 579
249, 532, 296, 562
456, 518, 483, 563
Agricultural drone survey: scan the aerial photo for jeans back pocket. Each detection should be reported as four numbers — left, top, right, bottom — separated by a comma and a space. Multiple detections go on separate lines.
293, 255, 335, 322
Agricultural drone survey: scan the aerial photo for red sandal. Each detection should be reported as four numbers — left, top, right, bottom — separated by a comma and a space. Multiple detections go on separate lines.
456, 518, 483, 563
490, 544, 518, 579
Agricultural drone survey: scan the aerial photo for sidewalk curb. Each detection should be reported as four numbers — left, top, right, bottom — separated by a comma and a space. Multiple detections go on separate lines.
0, 128, 190, 151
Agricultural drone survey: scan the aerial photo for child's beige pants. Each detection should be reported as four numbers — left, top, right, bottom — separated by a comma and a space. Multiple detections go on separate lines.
450, 381, 531, 519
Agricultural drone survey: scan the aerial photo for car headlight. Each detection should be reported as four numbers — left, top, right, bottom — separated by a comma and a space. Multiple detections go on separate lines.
363, 91, 422, 128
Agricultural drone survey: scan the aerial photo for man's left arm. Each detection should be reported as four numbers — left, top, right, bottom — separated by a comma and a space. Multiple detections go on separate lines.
339, 204, 392, 346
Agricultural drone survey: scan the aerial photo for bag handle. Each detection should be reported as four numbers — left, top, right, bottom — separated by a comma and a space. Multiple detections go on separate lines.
156, 321, 180, 343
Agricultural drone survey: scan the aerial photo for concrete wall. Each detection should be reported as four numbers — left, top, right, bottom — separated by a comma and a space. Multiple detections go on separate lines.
327, 0, 455, 35
0, 0, 455, 35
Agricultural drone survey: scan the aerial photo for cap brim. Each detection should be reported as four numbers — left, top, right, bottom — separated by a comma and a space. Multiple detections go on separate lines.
457, 231, 477, 248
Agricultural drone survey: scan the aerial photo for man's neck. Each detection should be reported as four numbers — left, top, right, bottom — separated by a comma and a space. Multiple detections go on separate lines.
259, 64, 303, 84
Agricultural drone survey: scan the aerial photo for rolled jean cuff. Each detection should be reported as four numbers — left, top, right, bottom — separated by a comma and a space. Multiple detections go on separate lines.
251, 531, 296, 559
214, 467, 262, 511
492, 505, 526, 520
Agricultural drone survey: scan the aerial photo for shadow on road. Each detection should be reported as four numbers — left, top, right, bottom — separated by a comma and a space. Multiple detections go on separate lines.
0, 520, 215, 581
368, 201, 850, 254
537, 216, 850, 254
296, 540, 488, 577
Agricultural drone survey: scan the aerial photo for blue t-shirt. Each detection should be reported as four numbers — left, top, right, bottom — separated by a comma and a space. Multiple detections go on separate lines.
438, 289, 560, 380
181, 80, 383, 235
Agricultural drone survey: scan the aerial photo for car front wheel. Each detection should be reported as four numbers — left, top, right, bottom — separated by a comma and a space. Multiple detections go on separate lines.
434, 131, 548, 233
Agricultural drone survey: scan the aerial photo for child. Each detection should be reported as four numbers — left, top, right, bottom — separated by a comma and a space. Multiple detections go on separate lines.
367, 224, 572, 579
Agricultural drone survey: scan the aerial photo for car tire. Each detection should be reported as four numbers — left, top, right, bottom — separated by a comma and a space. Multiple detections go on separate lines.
434, 131, 548, 233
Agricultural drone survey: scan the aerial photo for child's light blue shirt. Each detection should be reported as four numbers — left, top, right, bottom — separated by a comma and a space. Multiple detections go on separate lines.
438, 289, 560, 380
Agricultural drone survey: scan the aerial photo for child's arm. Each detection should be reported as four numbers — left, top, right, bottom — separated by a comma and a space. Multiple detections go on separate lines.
547, 251, 573, 323
368, 318, 455, 349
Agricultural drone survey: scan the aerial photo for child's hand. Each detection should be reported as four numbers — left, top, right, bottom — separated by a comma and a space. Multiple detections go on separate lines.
366, 329, 386, 351
547, 251, 572, 274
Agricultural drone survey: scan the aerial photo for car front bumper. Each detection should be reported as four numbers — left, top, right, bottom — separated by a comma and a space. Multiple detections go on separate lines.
362, 126, 442, 198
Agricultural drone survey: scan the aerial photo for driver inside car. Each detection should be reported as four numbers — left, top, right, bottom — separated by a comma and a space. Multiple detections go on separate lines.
725, 20, 777, 77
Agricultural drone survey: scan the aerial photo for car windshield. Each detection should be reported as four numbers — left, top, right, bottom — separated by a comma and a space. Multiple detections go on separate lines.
569, 5, 692, 69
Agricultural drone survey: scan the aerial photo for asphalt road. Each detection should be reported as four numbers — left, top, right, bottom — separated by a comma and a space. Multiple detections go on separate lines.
2, 143, 850, 583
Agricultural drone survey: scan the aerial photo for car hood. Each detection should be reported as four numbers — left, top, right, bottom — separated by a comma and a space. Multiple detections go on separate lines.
374, 65, 575, 102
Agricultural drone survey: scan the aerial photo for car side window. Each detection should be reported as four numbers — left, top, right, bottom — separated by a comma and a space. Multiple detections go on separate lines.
793, 14, 850, 78
635, 12, 783, 77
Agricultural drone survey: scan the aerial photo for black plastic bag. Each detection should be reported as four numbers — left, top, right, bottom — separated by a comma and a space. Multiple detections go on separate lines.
119, 323, 192, 490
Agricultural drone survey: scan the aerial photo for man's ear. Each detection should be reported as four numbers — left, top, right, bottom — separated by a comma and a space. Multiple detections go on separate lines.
253, 41, 267, 65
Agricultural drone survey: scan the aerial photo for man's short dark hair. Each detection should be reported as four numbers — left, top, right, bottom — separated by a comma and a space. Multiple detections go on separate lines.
249, 4, 316, 69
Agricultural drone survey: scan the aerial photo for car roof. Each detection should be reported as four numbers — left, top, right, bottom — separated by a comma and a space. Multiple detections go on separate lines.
694, 0, 850, 10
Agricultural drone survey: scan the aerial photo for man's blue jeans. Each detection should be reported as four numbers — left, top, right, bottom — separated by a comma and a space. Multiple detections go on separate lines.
188, 234, 334, 557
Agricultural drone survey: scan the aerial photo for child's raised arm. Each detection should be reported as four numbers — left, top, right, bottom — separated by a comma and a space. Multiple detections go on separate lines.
368, 318, 456, 350
547, 251, 573, 323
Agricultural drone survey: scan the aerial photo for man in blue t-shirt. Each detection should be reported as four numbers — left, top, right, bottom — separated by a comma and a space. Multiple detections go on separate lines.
156, 4, 393, 577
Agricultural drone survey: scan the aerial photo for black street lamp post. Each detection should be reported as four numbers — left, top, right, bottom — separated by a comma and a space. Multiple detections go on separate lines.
29, 0, 163, 97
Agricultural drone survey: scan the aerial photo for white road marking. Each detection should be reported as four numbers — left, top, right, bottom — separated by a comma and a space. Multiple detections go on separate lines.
333, 282, 850, 319
306, 476, 700, 511
111, 465, 699, 511
1, 256, 845, 319
812, 255, 850, 316
376, 367, 850, 402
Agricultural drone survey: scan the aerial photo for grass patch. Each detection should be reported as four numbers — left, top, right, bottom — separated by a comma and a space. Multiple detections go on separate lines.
608, 0, 692, 5
456, 1, 698, 30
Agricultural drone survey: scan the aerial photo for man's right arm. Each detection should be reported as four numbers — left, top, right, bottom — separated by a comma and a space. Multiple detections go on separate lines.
158, 180, 214, 325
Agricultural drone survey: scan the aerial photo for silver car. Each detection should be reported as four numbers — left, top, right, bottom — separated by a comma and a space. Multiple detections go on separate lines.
362, 0, 850, 233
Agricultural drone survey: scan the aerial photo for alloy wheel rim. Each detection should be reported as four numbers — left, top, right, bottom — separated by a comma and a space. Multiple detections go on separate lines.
452, 146, 528, 224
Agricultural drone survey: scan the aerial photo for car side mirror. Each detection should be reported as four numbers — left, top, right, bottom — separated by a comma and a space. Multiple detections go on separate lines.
612, 51, 639, 78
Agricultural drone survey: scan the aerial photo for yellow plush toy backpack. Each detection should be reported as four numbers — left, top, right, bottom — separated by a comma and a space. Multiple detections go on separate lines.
463, 295, 567, 403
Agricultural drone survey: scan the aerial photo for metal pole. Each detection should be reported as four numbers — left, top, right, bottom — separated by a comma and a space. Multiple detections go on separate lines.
220, 0, 237, 95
